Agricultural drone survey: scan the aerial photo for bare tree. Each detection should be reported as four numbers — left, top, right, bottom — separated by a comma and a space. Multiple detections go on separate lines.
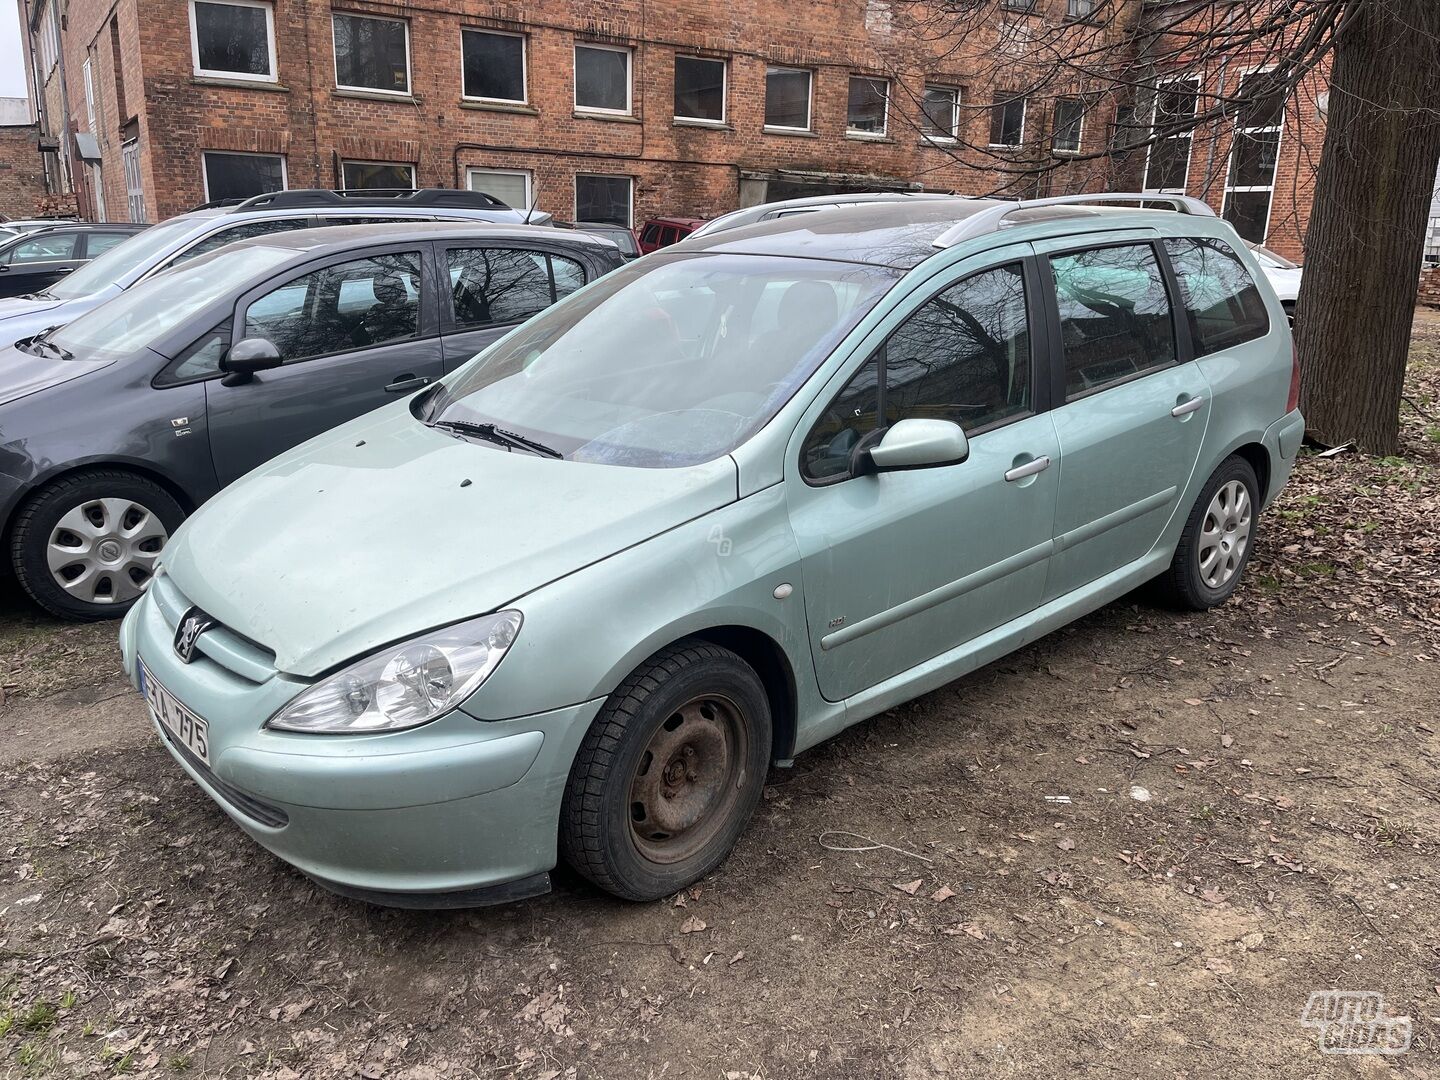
893, 0, 1440, 453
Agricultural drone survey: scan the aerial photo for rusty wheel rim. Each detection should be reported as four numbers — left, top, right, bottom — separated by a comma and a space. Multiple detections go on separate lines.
627, 693, 749, 865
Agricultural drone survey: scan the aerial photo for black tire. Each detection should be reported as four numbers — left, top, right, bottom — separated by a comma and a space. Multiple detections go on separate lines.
560, 639, 772, 901
9, 470, 186, 621
1154, 455, 1260, 611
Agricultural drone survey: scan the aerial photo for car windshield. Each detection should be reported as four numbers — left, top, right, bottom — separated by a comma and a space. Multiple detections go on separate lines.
47, 244, 299, 361
1247, 241, 1300, 270
46, 218, 192, 299
430, 252, 898, 468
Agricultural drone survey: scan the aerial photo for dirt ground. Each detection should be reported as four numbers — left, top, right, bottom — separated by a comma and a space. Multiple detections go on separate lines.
1, 316, 1437, 1079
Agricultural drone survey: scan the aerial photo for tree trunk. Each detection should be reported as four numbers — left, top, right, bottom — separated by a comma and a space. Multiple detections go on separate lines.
1295, 0, 1440, 453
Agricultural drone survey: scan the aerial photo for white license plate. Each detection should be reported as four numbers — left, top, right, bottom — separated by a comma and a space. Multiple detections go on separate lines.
139, 661, 210, 766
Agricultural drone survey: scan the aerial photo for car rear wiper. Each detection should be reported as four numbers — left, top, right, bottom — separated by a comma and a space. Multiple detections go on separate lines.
431, 419, 563, 459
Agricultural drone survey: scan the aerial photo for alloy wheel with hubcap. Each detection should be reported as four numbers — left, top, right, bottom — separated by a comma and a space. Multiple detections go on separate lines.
1156, 454, 1260, 611
47, 497, 169, 605
10, 470, 186, 621
1197, 479, 1252, 590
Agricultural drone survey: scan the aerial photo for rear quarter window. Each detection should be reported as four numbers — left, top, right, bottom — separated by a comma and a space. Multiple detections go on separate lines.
1163, 237, 1271, 357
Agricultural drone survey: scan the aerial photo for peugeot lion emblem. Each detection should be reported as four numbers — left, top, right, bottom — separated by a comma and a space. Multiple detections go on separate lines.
173, 608, 216, 664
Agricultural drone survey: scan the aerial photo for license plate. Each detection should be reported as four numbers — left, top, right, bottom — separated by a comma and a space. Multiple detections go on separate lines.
138, 660, 210, 766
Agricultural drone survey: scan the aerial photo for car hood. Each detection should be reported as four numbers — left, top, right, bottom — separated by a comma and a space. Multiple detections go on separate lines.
161, 404, 740, 677
0, 344, 109, 406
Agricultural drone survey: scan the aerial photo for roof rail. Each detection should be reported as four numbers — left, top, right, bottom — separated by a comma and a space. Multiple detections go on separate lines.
932, 193, 1217, 249
229, 188, 508, 213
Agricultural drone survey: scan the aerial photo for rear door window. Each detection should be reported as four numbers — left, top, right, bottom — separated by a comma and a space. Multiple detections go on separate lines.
447, 247, 560, 327
82, 232, 133, 258
7, 232, 79, 263
1162, 237, 1270, 356
1049, 243, 1176, 399
640, 223, 662, 245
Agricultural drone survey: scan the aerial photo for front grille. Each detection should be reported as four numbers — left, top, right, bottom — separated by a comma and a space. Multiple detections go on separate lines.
151, 575, 278, 684
159, 723, 290, 829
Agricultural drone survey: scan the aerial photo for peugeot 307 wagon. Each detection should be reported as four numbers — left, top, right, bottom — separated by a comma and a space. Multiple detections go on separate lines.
119, 194, 1306, 908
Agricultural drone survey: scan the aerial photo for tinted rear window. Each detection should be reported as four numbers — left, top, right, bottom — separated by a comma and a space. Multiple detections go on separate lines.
1163, 237, 1270, 357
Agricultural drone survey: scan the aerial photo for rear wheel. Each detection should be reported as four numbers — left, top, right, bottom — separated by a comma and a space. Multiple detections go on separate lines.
560, 640, 771, 901
1154, 455, 1259, 611
9, 470, 184, 621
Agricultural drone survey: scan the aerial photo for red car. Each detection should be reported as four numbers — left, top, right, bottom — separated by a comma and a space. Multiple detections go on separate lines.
637, 216, 707, 254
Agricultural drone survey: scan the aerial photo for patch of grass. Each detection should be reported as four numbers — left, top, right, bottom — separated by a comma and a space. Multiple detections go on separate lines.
1296, 561, 1337, 578
0, 1013, 13, 1039
1254, 573, 1284, 594
169, 1053, 192, 1072
58, 991, 77, 1010
15, 1003, 57, 1034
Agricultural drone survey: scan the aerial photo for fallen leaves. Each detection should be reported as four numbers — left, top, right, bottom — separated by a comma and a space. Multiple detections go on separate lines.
678, 916, 708, 934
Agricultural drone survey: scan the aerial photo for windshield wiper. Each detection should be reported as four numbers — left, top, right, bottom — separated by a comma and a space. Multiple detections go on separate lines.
431, 419, 563, 459
29, 329, 73, 360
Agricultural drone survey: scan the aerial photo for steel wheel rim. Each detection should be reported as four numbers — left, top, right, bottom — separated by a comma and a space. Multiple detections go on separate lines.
627, 693, 750, 865
45, 497, 168, 605
1197, 479, 1252, 590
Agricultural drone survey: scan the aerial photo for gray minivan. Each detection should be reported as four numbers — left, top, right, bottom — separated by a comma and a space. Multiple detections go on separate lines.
0, 222, 621, 620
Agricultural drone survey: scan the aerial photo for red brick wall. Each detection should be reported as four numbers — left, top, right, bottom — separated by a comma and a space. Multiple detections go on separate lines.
1418, 267, 1440, 309
0, 125, 47, 219
74, 0, 1131, 223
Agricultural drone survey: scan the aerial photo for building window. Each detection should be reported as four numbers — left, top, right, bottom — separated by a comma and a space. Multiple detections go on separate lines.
37, 1, 59, 74
765, 66, 812, 131
847, 77, 889, 136
1003, 0, 1037, 10
990, 92, 1026, 146
467, 167, 532, 211
332, 12, 410, 95
1144, 79, 1198, 193
921, 85, 960, 141
1223, 70, 1285, 243
341, 161, 415, 190
202, 151, 286, 202
674, 55, 726, 124
83, 58, 97, 130
1052, 98, 1085, 153
461, 28, 525, 103
575, 174, 632, 227
574, 43, 632, 114
1067, 0, 1097, 17
189, 0, 276, 82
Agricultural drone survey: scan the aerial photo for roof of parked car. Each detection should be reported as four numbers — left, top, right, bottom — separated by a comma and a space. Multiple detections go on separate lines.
213, 220, 621, 258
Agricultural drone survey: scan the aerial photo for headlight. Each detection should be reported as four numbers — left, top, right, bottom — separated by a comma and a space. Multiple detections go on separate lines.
266, 611, 522, 734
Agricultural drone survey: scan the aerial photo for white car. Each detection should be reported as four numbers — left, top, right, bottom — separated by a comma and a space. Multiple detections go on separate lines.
1247, 242, 1302, 322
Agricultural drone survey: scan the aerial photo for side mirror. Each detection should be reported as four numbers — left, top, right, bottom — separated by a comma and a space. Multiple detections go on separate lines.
219, 337, 282, 386
861, 418, 969, 474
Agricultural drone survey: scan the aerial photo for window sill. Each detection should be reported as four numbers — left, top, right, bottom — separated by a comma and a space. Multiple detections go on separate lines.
845, 132, 892, 143
333, 88, 417, 104
919, 136, 958, 147
191, 76, 289, 93
460, 100, 539, 116
673, 117, 731, 131
573, 109, 641, 124
987, 143, 1025, 151
762, 126, 818, 138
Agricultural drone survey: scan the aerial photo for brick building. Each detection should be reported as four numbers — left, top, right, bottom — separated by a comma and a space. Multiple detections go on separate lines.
0, 95, 47, 219
19, 0, 1131, 227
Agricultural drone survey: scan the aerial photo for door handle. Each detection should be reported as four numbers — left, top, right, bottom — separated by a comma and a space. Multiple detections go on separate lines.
1004, 455, 1051, 482
56, 267, 74, 274
1171, 395, 1206, 417
384, 375, 432, 393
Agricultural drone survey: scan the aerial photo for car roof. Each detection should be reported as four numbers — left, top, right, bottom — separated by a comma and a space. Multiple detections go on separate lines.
220, 220, 619, 258
646, 217, 707, 228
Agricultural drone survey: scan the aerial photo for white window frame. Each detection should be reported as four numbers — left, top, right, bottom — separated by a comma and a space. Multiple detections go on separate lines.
201, 150, 288, 202
188, 0, 278, 83
331, 11, 412, 96
340, 159, 416, 189
988, 93, 1027, 148
460, 27, 527, 105
467, 167, 533, 209
1066, 0, 1096, 18
574, 173, 634, 228
1143, 77, 1199, 194
1052, 97, 1085, 154
573, 42, 633, 116
1221, 66, 1285, 243
763, 65, 813, 133
83, 57, 97, 131
920, 84, 960, 143
673, 54, 728, 126
846, 75, 890, 138
37, 2, 59, 75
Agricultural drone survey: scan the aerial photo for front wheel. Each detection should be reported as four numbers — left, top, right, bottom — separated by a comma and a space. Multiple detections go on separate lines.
9, 470, 185, 621
560, 640, 772, 901
1154, 455, 1260, 611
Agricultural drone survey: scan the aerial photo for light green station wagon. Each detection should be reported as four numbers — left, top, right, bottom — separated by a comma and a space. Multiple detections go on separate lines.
119, 194, 1305, 907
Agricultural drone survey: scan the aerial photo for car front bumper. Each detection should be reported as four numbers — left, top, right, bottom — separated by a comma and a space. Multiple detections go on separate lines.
119, 586, 602, 905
